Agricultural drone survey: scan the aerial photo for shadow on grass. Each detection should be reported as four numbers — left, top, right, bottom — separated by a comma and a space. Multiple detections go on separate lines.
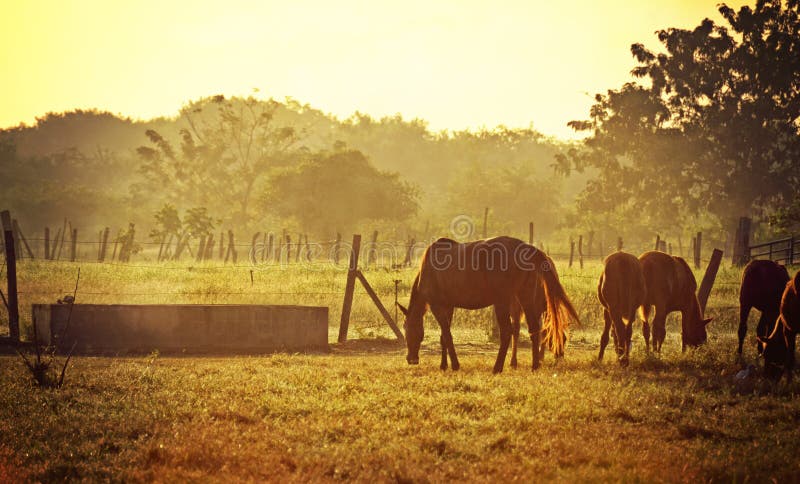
330, 337, 405, 356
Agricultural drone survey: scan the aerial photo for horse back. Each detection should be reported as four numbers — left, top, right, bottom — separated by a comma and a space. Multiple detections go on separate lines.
640, 251, 694, 311
740, 259, 790, 312
599, 252, 646, 320
416, 236, 533, 309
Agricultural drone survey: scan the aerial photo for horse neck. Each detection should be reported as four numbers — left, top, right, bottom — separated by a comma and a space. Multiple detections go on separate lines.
684, 294, 703, 326
408, 276, 428, 320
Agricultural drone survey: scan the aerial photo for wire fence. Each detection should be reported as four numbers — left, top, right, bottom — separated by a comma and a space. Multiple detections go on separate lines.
0, 231, 758, 342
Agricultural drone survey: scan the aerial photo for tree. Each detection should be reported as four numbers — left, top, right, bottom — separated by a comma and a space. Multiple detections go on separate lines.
445, 161, 563, 236
564, 0, 800, 235
135, 95, 302, 227
263, 149, 418, 235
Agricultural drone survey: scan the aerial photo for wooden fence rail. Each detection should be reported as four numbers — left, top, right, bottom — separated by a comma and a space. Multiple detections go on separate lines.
749, 235, 798, 266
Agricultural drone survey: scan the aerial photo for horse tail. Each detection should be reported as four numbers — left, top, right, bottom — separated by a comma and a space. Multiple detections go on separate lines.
540, 257, 580, 356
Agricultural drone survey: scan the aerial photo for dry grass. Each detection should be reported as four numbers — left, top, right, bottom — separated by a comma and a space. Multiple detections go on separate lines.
1, 258, 799, 481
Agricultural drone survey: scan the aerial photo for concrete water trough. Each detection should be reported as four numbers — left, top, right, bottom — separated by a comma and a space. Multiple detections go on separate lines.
32, 304, 329, 354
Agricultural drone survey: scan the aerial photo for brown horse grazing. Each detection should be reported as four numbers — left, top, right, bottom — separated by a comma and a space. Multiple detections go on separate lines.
762, 270, 800, 382
397, 236, 579, 373
639, 251, 712, 352
738, 259, 789, 355
509, 267, 567, 369
597, 252, 647, 366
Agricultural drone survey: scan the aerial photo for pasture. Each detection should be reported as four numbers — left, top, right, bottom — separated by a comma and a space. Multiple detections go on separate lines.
2, 257, 800, 481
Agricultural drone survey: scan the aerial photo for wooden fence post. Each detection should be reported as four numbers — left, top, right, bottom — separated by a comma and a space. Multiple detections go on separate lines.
204, 233, 215, 260
333, 232, 342, 264
528, 222, 534, 245
304, 234, 311, 261
275, 230, 286, 264
285, 234, 292, 263
658, 240, 667, 253
367, 230, 378, 267
296, 234, 302, 263
617, 236, 623, 252
219, 230, 225, 260
1, 210, 19, 342
355, 270, 404, 342
251, 232, 261, 262
70, 228, 78, 262
655, 234, 661, 251
694, 231, 702, 269
668, 243, 673, 255
578, 235, 584, 269
44, 227, 50, 260
266, 233, 273, 262
338, 234, 362, 343
157, 234, 166, 261
698, 248, 723, 314
196, 235, 207, 263
404, 238, 416, 267
569, 237, 575, 268
483, 207, 489, 239
224, 230, 237, 263
111, 229, 120, 261
162, 233, 174, 262
732, 217, 752, 266
11, 220, 34, 259
173, 234, 187, 260
261, 231, 272, 262
11, 219, 21, 258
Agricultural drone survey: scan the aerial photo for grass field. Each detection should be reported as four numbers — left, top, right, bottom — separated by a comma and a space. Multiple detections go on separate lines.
1, 257, 799, 481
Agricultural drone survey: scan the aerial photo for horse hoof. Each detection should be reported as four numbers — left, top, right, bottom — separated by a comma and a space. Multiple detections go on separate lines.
452, 364, 460, 371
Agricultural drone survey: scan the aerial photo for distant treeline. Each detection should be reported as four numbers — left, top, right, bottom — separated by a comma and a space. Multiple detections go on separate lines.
0, 97, 582, 244
1, 2, 798, 252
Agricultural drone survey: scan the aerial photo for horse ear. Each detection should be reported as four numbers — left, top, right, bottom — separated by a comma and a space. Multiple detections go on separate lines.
703, 317, 713, 326
396, 303, 408, 316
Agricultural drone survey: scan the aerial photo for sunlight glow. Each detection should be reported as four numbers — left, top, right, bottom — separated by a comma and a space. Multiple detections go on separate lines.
0, 0, 747, 139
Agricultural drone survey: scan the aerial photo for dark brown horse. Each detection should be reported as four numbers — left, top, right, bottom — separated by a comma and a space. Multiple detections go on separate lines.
397, 236, 579, 373
639, 251, 712, 352
738, 259, 789, 355
597, 252, 647, 366
762, 270, 800, 382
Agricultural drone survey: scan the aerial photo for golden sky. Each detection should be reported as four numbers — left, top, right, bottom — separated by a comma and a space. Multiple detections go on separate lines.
0, 0, 746, 139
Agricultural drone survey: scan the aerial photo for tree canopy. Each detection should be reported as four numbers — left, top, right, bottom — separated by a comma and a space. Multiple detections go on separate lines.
264, 149, 418, 234
562, 0, 800, 234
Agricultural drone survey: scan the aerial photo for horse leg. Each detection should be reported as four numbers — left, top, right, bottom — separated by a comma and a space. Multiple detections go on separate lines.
653, 306, 667, 353
755, 310, 773, 356
510, 314, 520, 369
492, 304, 513, 374
641, 305, 651, 352
737, 304, 750, 355
439, 334, 448, 370
598, 309, 612, 361
430, 305, 457, 371
786, 330, 796, 384
520, 303, 544, 371
625, 312, 635, 363
611, 312, 629, 366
